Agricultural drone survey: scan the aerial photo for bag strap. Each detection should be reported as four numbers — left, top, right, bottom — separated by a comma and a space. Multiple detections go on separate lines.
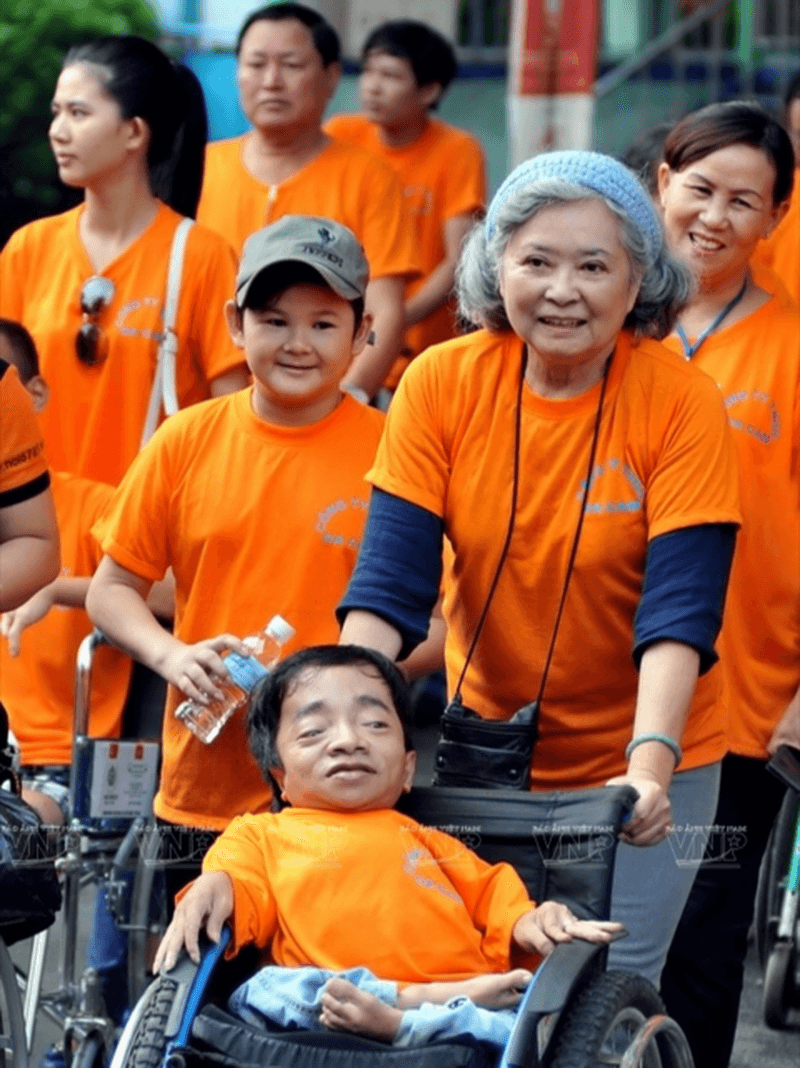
140, 217, 194, 449
452, 351, 611, 708
532, 357, 610, 709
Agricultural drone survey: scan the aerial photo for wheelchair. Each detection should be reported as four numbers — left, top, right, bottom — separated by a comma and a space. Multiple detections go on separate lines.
109, 784, 695, 1068
754, 744, 800, 1030
1, 697, 63, 1068
12, 630, 173, 1068
1, 806, 53, 1068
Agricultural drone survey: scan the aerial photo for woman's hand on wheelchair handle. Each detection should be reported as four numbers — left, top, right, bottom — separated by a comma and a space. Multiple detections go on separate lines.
513, 902, 624, 958
606, 770, 672, 846
153, 870, 234, 973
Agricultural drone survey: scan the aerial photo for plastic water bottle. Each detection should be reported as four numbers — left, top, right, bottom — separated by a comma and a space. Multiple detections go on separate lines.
175, 615, 295, 744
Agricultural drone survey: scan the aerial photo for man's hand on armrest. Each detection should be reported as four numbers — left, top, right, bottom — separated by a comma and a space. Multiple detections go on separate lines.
153, 870, 234, 972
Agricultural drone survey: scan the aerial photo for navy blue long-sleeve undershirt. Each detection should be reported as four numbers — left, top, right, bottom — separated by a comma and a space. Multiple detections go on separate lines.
338, 488, 737, 669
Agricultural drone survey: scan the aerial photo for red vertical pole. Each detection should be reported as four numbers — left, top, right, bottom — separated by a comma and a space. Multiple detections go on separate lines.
507, 0, 600, 168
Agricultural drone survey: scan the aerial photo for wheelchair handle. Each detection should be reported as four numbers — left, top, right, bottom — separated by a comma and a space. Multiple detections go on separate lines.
73, 629, 111, 736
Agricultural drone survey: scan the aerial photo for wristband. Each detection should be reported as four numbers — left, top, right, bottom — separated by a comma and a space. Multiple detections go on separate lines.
625, 733, 682, 768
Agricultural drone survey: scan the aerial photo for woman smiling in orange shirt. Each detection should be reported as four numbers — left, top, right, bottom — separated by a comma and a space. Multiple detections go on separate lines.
339, 150, 741, 989
656, 102, 800, 1068
0, 37, 248, 487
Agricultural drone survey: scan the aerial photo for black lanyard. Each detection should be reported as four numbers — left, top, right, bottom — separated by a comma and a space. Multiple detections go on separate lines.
676, 276, 748, 359
451, 349, 611, 705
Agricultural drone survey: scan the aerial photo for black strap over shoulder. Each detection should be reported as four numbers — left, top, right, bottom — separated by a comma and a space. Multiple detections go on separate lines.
437, 357, 613, 793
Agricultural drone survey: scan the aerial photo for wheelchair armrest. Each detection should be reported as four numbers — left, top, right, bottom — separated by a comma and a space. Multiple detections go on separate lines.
160, 925, 233, 1045
498, 937, 612, 1068
111, 927, 234, 1068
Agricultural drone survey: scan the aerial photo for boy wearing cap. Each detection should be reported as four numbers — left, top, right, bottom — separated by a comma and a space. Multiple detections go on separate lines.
87, 216, 385, 834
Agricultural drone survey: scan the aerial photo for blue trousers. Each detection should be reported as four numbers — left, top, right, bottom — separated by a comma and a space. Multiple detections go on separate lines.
88, 882, 130, 1026
229, 965, 518, 1049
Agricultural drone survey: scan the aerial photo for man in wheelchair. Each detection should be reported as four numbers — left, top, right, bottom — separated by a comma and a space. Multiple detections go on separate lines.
153, 644, 621, 1051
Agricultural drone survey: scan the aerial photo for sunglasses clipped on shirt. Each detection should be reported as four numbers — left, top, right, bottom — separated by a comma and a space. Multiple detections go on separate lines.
76, 276, 115, 366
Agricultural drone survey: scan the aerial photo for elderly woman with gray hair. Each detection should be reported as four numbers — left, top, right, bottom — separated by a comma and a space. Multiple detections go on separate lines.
338, 151, 741, 985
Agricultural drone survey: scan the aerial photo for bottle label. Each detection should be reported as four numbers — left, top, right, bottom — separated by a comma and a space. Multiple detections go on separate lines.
223, 652, 269, 692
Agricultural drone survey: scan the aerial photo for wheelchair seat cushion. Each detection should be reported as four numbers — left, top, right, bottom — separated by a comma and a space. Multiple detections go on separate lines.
191, 1004, 497, 1068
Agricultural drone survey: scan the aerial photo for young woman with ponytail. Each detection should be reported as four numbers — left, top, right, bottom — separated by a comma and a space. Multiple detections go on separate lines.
0, 36, 249, 487
0, 39, 249, 1034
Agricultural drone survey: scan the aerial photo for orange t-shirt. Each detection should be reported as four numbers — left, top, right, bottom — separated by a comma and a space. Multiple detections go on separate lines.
368, 330, 741, 788
0, 361, 49, 505
99, 391, 385, 829
196, 134, 420, 281
662, 298, 800, 758
752, 178, 800, 308
202, 808, 533, 980
325, 115, 486, 362
0, 472, 131, 765
0, 202, 245, 486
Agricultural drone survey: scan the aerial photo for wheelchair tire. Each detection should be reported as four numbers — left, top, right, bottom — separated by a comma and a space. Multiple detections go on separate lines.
763, 941, 794, 1030
754, 791, 798, 968
546, 969, 668, 1068
111, 974, 178, 1068
71, 1031, 106, 1068
0, 936, 28, 1068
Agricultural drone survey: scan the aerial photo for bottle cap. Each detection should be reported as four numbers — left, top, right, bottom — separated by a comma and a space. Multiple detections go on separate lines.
266, 615, 296, 644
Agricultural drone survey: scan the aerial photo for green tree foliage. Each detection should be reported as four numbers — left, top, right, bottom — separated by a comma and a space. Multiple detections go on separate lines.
0, 0, 160, 245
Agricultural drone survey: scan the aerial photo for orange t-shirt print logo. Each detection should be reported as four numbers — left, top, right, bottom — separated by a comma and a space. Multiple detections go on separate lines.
725, 390, 781, 445
577, 458, 645, 516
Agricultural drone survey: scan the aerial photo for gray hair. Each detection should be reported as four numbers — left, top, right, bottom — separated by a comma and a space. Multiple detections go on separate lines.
457, 180, 693, 340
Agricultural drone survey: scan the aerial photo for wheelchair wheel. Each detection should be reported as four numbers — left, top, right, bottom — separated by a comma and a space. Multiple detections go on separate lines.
754, 791, 798, 968
546, 970, 675, 1068
0, 936, 28, 1068
763, 941, 796, 1030
110, 974, 178, 1068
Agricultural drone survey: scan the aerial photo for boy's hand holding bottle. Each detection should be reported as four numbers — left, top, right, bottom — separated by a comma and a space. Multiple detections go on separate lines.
158, 633, 251, 703
174, 615, 295, 744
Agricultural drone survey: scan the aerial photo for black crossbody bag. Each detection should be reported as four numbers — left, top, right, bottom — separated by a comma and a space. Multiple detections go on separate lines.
433, 353, 610, 790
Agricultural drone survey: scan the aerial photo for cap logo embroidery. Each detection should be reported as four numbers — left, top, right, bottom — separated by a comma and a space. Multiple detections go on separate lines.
317, 226, 336, 246
300, 243, 344, 268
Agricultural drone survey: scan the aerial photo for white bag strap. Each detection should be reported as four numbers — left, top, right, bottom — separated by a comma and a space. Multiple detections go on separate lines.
140, 217, 194, 449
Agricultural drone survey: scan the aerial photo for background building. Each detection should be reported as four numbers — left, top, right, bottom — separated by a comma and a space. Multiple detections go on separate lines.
159, 0, 798, 186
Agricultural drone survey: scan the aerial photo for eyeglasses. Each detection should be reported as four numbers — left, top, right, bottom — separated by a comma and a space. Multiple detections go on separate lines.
76, 276, 115, 366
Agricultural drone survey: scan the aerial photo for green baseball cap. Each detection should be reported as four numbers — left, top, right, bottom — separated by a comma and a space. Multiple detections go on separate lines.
235, 216, 370, 308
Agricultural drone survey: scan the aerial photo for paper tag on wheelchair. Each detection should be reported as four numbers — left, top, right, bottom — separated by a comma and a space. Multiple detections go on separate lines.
88, 740, 160, 818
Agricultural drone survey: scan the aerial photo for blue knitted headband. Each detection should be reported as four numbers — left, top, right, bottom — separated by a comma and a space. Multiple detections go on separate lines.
485, 150, 663, 258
